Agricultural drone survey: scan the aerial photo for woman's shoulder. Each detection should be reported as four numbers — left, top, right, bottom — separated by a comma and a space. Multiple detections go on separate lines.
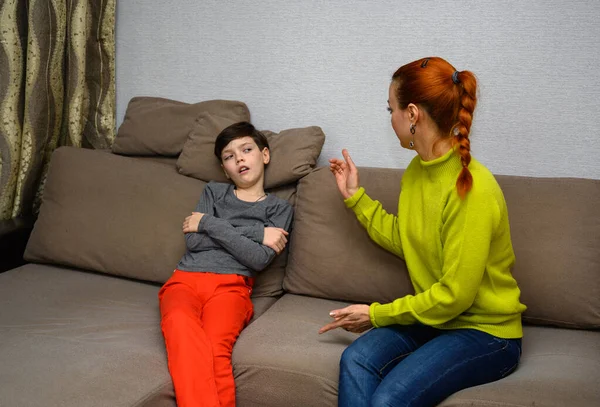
468, 158, 506, 204
401, 155, 422, 183
405, 155, 422, 171
470, 159, 499, 187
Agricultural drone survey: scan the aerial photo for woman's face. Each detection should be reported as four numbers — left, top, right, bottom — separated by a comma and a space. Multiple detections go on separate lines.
388, 82, 411, 149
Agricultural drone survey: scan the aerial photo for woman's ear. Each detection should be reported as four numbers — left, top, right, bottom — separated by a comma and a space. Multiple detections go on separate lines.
262, 147, 270, 165
407, 103, 420, 123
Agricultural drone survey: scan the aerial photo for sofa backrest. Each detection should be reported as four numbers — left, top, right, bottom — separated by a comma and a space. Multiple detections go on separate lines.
24, 147, 296, 297
284, 167, 414, 304
284, 167, 600, 329
495, 175, 600, 328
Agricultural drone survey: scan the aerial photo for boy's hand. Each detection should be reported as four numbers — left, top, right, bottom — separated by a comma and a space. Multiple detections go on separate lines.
318, 304, 372, 334
263, 227, 289, 254
183, 212, 204, 233
329, 149, 360, 199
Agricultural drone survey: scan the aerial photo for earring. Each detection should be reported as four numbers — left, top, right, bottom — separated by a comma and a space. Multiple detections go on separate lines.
409, 140, 414, 148
409, 123, 416, 134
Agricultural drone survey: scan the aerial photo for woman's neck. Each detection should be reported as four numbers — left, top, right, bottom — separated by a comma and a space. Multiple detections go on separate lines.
413, 121, 453, 161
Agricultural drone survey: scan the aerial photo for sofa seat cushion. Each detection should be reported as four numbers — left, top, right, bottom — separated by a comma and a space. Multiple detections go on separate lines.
441, 326, 600, 407
232, 294, 600, 407
0, 264, 279, 407
232, 294, 357, 406
0, 264, 169, 407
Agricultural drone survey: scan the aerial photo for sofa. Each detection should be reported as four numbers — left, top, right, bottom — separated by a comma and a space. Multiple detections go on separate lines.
1, 98, 599, 407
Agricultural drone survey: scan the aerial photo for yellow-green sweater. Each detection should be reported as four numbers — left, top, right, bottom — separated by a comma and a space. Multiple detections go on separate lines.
345, 148, 526, 339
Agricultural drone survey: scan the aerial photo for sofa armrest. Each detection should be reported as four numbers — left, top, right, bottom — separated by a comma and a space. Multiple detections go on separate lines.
0, 216, 34, 273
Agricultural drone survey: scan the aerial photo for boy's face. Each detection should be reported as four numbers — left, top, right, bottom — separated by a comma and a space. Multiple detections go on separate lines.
220, 136, 270, 187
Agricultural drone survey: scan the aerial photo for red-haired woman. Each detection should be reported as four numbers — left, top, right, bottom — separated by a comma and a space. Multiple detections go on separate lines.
320, 57, 526, 407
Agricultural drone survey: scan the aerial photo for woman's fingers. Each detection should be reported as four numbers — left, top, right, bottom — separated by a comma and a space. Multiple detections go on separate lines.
319, 317, 360, 334
330, 158, 347, 170
319, 319, 346, 334
329, 308, 350, 318
342, 149, 357, 171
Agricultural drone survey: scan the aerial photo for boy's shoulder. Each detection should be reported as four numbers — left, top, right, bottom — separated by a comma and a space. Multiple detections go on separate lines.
205, 180, 234, 197
272, 194, 293, 206
265, 193, 294, 215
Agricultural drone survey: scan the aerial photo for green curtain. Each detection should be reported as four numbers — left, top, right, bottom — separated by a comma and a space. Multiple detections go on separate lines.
0, 0, 115, 221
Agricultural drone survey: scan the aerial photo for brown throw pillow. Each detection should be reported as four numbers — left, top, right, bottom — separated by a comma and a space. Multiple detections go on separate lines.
176, 112, 326, 189
112, 97, 250, 156
283, 167, 415, 304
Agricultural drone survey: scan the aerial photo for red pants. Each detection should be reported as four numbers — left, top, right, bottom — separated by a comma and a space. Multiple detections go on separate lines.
159, 270, 254, 407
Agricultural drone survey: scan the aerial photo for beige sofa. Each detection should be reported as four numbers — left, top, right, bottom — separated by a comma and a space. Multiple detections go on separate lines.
1, 100, 599, 407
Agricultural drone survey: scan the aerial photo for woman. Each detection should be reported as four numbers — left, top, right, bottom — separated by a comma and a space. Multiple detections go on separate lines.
319, 57, 526, 407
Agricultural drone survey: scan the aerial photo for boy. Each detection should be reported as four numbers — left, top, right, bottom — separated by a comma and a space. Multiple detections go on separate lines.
159, 122, 294, 407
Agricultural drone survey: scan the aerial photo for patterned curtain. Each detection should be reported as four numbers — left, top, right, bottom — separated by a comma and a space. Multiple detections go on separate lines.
0, 0, 115, 221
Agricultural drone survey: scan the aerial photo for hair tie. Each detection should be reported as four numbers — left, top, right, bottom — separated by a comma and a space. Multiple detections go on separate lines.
452, 71, 460, 84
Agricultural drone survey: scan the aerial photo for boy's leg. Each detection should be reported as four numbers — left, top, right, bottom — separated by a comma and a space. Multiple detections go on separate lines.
338, 324, 439, 407
159, 271, 220, 407
370, 328, 522, 407
202, 274, 254, 407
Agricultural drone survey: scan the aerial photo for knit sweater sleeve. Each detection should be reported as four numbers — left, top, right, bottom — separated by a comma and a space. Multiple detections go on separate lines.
198, 194, 293, 272
184, 183, 265, 251
369, 185, 501, 328
344, 187, 404, 259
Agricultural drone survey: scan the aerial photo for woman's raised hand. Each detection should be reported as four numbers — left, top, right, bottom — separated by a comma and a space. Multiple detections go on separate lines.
329, 149, 360, 199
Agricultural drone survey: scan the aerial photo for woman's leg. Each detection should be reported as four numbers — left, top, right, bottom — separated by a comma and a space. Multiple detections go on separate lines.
158, 271, 220, 407
338, 325, 439, 407
371, 329, 522, 407
202, 274, 254, 407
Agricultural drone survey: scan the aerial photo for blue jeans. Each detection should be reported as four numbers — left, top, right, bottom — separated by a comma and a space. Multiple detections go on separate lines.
338, 325, 522, 407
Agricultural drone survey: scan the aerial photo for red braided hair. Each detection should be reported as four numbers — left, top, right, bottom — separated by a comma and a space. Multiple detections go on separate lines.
392, 57, 478, 198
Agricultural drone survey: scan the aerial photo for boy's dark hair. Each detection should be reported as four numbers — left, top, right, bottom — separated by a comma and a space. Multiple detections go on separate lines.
214, 122, 270, 162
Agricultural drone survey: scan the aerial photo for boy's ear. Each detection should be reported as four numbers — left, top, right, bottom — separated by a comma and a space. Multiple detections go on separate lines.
262, 147, 270, 165
221, 164, 230, 179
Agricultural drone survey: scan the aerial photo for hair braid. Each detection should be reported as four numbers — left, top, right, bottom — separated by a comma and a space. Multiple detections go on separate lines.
452, 71, 477, 198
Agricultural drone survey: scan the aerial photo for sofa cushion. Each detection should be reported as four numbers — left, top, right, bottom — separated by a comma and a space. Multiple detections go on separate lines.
24, 147, 294, 297
112, 97, 250, 156
0, 264, 279, 407
232, 294, 356, 407
0, 264, 170, 407
286, 167, 600, 329
134, 294, 280, 407
440, 326, 600, 407
496, 175, 600, 329
234, 294, 600, 407
176, 113, 326, 189
283, 167, 414, 303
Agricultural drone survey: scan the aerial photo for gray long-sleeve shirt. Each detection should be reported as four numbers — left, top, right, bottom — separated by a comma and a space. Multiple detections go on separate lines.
177, 181, 294, 277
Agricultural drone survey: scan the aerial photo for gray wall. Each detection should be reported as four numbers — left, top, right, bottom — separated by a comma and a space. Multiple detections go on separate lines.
116, 0, 600, 179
